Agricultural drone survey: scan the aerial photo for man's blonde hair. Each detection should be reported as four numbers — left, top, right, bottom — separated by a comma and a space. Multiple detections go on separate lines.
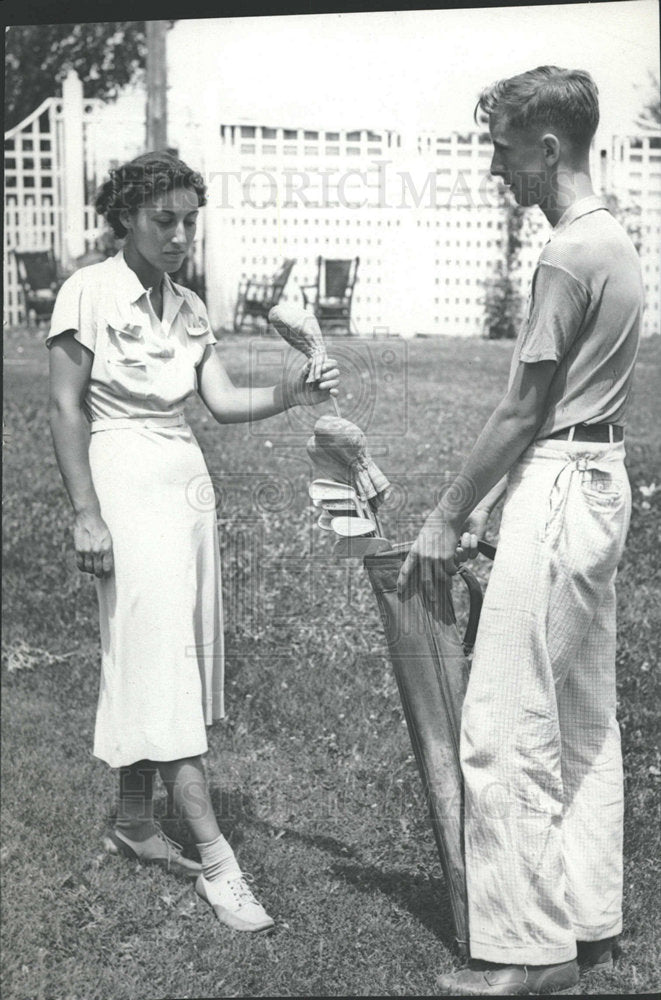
475, 66, 599, 150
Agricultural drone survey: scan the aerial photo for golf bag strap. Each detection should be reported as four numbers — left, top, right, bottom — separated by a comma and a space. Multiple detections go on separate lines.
458, 568, 483, 656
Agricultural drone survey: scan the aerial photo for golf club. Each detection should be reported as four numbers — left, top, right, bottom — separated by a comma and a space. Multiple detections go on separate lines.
309, 479, 375, 523
318, 497, 365, 515
319, 497, 360, 511
368, 505, 384, 538
333, 536, 392, 558
330, 516, 379, 538
308, 480, 360, 505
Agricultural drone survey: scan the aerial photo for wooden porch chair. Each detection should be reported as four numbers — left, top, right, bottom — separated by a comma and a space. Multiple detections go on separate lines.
300, 256, 360, 335
234, 258, 296, 332
13, 249, 62, 328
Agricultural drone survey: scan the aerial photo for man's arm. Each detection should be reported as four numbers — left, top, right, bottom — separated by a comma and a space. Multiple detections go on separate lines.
477, 476, 509, 513
397, 359, 556, 600
439, 359, 557, 525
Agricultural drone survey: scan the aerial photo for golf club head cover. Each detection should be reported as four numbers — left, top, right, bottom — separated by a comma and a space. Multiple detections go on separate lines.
307, 415, 390, 507
269, 303, 327, 383
306, 436, 356, 489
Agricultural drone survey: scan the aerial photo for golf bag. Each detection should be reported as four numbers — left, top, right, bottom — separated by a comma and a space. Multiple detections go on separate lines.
363, 543, 486, 957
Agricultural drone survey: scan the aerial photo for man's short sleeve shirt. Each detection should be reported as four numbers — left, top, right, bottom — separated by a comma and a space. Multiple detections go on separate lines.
509, 196, 644, 436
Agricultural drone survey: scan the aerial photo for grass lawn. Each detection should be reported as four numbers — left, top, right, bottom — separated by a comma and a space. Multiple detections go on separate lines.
2, 326, 660, 999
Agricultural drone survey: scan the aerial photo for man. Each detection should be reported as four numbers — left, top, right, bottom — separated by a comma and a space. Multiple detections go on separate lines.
398, 66, 643, 996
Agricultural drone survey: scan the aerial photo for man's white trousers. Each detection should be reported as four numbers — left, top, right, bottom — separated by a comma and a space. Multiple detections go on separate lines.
462, 438, 631, 965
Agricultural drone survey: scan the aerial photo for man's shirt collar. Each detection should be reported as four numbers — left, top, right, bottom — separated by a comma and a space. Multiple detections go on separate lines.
551, 195, 607, 238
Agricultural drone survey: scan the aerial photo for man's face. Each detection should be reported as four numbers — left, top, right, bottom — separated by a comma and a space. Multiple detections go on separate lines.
488, 114, 549, 207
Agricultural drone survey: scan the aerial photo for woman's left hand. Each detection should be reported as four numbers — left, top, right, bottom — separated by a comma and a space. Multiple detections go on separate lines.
285, 357, 340, 407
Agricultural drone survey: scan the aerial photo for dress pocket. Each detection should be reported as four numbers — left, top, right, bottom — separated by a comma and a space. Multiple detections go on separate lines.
105, 322, 149, 382
186, 318, 214, 367
186, 320, 212, 338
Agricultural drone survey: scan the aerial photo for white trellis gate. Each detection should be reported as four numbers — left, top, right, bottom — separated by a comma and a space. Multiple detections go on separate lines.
4, 70, 210, 327
6, 72, 87, 326
3, 70, 147, 328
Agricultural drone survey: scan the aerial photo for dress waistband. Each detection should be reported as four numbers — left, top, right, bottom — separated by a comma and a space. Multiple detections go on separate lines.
90, 414, 186, 433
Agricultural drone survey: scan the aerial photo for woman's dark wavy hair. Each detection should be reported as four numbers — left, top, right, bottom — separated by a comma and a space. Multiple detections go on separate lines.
95, 151, 208, 238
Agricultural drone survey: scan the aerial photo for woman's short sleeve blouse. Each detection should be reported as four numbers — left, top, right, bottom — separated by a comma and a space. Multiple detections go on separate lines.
48, 266, 99, 354
46, 251, 217, 423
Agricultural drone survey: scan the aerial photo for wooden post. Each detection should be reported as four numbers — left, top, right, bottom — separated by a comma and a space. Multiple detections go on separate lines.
200, 90, 234, 329
146, 20, 168, 151
62, 67, 85, 266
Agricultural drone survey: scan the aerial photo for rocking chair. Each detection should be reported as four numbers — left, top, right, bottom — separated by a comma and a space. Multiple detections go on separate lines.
234, 258, 296, 332
13, 249, 62, 328
300, 256, 359, 335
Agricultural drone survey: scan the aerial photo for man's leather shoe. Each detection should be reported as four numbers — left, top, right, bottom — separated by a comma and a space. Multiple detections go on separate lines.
437, 958, 579, 996
577, 936, 617, 972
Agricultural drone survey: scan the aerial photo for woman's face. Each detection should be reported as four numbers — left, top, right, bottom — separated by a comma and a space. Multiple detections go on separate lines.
121, 185, 200, 274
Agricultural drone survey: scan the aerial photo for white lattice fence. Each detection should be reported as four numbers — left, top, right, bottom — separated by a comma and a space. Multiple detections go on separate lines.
3, 71, 127, 328
3, 96, 66, 327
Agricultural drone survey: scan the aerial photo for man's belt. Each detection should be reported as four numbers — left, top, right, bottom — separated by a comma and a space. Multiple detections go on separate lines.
547, 423, 624, 443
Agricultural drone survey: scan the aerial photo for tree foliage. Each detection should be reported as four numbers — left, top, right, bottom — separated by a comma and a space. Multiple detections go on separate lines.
4, 23, 154, 130
635, 71, 661, 131
482, 194, 525, 340
604, 193, 643, 256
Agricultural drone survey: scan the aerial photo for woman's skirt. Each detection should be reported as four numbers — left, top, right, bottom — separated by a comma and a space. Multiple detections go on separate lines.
89, 422, 224, 768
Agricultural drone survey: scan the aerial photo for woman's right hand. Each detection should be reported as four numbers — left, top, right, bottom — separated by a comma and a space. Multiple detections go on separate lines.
73, 510, 114, 578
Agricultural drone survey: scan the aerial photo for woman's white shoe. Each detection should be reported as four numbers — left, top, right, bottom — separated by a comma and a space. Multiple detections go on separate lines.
104, 824, 202, 878
195, 872, 275, 933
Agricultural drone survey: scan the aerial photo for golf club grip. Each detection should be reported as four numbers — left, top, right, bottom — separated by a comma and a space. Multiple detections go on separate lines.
477, 539, 496, 561
392, 539, 497, 561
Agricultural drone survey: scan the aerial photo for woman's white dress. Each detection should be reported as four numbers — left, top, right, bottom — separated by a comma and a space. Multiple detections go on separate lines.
47, 251, 224, 768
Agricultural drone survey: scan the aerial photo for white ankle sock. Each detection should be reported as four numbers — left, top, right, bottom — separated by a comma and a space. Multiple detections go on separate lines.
196, 833, 241, 882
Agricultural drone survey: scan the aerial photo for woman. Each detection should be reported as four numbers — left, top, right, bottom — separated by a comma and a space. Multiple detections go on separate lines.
47, 152, 339, 933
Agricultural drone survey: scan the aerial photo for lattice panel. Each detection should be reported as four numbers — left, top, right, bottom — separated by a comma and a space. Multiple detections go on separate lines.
4, 98, 65, 326
3, 88, 112, 327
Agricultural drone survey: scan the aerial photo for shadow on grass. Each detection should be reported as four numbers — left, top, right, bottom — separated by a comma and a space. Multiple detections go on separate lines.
328, 862, 458, 950
200, 784, 458, 952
